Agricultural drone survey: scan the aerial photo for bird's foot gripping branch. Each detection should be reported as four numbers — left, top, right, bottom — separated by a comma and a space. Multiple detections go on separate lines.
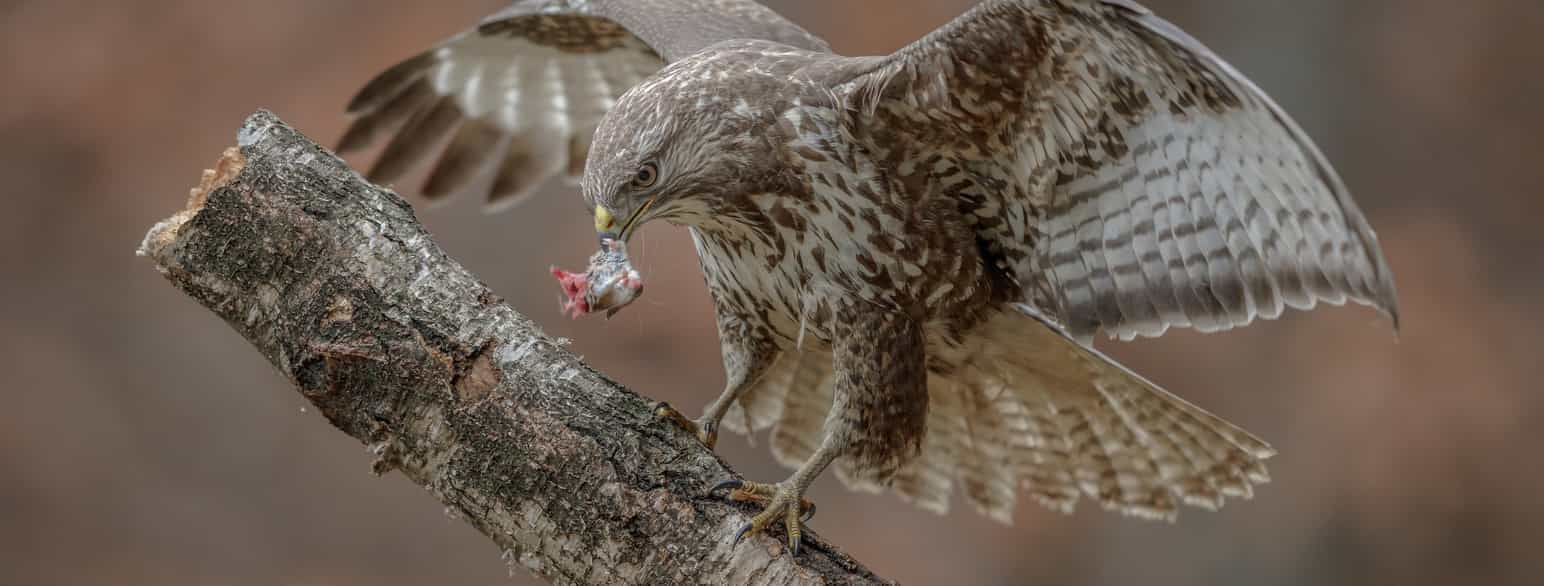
137, 110, 885, 586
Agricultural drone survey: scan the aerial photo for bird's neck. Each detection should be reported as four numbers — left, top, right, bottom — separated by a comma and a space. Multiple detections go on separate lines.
675, 194, 776, 240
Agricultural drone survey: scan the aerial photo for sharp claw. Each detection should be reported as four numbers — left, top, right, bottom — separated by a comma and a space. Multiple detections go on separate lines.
719, 480, 816, 556
650, 401, 672, 416
783, 502, 804, 555
733, 523, 754, 545
711, 479, 744, 495
649, 401, 722, 450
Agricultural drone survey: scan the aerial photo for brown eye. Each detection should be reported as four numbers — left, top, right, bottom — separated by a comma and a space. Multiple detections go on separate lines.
632, 162, 658, 188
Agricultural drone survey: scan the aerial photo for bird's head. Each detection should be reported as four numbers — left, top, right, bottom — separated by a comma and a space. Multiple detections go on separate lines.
580, 49, 791, 245
563, 47, 803, 319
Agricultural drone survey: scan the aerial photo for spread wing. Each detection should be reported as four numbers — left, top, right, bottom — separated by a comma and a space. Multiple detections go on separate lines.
339, 0, 828, 211
851, 0, 1398, 340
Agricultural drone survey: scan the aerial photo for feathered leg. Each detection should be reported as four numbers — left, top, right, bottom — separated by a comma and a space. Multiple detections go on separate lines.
655, 305, 778, 449
718, 309, 928, 554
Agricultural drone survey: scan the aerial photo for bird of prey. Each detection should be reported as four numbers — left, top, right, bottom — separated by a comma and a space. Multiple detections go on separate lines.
339, 0, 1399, 553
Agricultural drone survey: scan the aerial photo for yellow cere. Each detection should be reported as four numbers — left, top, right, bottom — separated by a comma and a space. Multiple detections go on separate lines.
594, 205, 615, 233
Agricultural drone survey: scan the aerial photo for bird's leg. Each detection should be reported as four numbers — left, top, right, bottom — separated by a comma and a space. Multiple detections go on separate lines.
651, 373, 760, 449
650, 400, 712, 446
653, 313, 776, 450
713, 437, 837, 555
716, 309, 928, 555
652, 378, 744, 450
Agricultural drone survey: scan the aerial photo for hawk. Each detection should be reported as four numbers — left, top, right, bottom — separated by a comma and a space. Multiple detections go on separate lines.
340, 0, 1399, 553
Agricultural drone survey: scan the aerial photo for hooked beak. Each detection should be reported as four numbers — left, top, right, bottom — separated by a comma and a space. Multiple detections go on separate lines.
556, 205, 650, 320
594, 198, 657, 245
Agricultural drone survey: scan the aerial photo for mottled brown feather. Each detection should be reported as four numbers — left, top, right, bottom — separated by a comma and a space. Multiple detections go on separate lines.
423, 119, 505, 200
345, 51, 437, 115
367, 94, 461, 184
488, 131, 568, 211
337, 0, 1400, 528
337, 80, 436, 155
341, 0, 827, 207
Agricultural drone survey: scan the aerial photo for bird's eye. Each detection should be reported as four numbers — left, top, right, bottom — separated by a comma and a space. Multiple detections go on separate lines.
632, 162, 658, 189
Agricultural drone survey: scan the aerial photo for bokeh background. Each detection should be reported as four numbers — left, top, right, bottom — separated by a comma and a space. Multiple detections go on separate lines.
3, 0, 1541, 584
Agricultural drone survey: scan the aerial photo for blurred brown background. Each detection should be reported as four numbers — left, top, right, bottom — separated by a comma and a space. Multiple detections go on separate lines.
3, 0, 1541, 584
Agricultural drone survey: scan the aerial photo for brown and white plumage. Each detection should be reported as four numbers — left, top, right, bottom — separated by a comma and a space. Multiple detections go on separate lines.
343, 0, 1398, 535
728, 302, 1275, 522
851, 0, 1398, 342
339, 0, 826, 209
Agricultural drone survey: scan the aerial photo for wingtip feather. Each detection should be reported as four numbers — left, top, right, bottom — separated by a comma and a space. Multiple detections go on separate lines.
346, 51, 439, 115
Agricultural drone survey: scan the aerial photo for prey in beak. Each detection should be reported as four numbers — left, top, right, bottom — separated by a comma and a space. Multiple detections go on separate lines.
551, 239, 644, 319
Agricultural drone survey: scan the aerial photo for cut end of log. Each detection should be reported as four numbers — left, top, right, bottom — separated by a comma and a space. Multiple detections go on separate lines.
137, 146, 247, 260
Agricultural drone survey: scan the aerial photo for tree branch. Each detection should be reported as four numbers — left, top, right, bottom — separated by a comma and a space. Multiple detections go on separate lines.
138, 111, 885, 585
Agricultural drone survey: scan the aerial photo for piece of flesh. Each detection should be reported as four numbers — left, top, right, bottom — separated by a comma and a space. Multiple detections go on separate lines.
550, 266, 593, 318
551, 242, 644, 318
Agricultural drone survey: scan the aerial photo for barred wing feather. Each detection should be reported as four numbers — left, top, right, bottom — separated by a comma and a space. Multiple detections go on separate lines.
856, 0, 1398, 341
339, 0, 828, 210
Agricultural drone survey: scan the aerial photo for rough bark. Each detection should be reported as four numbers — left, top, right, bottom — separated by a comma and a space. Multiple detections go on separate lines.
137, 111, 886, 585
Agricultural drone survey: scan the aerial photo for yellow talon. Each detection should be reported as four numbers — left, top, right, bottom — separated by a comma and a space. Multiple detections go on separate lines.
653, 401, 718, 449
713, 479, 816, 555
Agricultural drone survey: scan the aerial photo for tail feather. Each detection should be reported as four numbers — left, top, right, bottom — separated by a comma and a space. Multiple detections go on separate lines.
887, 372, 964, 513
720, 304, 1274, 523
725, 352, 793, 435
954, 375, 1020, 521
1065, 391, 1179, 519
960, 303, 1274, 520
765, 351, 834, 469
1019, 396, 1081, 513
1097, 378, 1224, 510
1110, 377, 1270, 506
